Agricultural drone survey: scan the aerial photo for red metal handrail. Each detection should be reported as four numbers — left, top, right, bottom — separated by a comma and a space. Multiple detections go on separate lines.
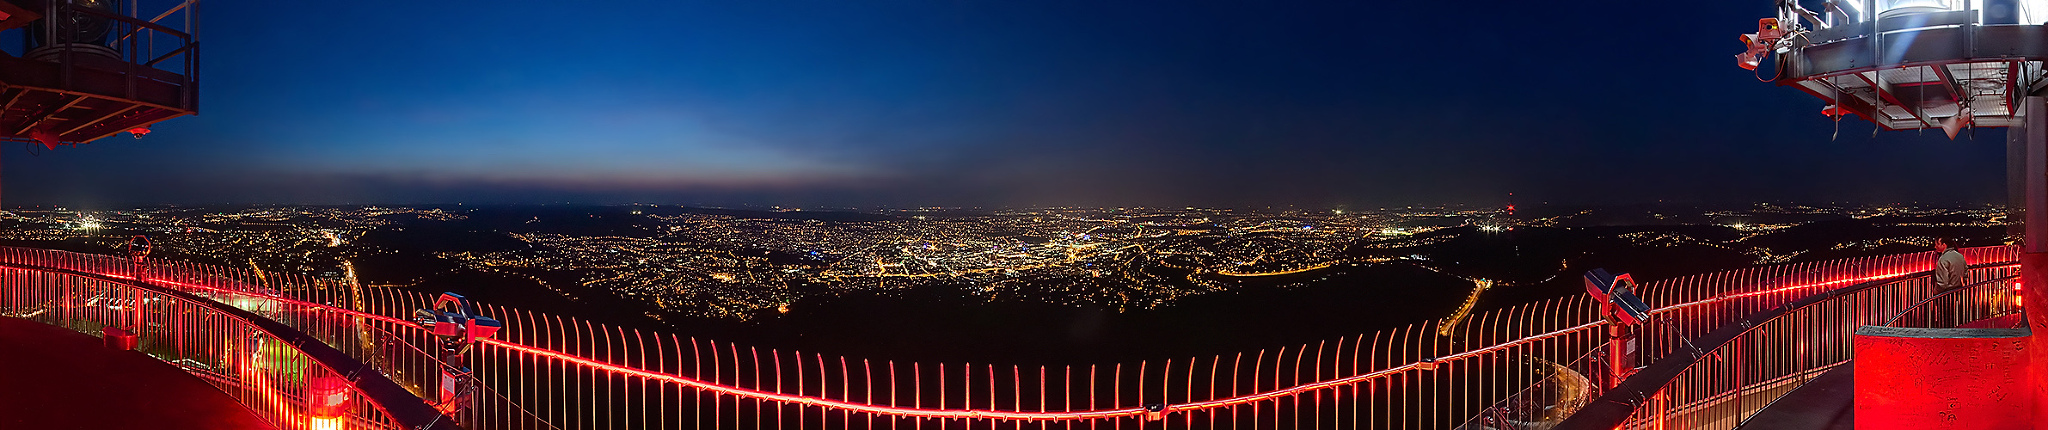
0, 260, 456, 430
1554, 260, 2021, 430
0, 245, 2015, 429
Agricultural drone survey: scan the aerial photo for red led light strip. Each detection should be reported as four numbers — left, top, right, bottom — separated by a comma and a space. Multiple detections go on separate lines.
73, 260, 2009, 421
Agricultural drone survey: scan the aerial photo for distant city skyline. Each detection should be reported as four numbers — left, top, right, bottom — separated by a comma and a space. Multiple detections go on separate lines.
0, 202, 2002, 326
0, 1, 2015, 209
0, 200, 2014, 213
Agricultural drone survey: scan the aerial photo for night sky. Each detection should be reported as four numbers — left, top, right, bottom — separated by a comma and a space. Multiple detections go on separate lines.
0, 1, 2014, 209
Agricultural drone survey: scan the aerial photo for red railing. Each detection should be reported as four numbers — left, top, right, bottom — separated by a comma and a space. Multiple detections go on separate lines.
0, 256, 456, 430
0, 245, 2018, 429
1553, 257, 2022, 430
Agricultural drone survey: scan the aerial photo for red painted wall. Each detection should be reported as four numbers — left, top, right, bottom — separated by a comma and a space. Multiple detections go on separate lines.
1854, 328, 2030, 430
2023, 252, 2048, 428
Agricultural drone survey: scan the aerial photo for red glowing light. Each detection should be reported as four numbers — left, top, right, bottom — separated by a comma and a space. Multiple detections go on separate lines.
46, 256, 2009, 423
165, 263, 1955, 421
128, 127, 151, 138
307, 375, 351, 418
308, 417, 343, 430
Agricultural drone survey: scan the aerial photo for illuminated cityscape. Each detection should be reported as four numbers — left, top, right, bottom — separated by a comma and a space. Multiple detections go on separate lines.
0, 203, 2004, 324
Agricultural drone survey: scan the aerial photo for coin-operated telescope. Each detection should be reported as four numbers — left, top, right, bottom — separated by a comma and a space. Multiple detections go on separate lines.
415, 293, 502, 420
125, 235, 151, 264
99, 234, 155, 351
1585, 269, 1651, 388
1585, 269, 1652, 325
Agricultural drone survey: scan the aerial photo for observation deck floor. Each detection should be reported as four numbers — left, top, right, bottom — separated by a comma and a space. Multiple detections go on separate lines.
1735, 363, 1853, 430
0, 316, 274, 430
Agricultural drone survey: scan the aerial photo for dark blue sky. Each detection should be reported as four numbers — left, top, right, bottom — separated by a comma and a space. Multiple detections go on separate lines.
3, 0, 2013, 209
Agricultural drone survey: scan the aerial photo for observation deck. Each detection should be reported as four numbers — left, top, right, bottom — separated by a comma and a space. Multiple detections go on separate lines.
2, 0, 2040, 427
1722, 0, 2048, 427
1727, 313, 2028, 430
0, 243, 2029, 429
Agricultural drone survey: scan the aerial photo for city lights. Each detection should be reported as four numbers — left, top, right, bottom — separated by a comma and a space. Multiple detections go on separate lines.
0, 202, 2004, 323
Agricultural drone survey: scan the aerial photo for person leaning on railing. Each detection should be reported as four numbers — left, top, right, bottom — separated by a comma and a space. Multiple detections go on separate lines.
1934, 237, 1967, 291
1930, 237, 1968, 326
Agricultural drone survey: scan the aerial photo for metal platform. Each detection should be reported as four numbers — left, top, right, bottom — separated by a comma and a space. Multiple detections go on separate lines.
1760, 1, 2048, 130
0, 0, 197, 147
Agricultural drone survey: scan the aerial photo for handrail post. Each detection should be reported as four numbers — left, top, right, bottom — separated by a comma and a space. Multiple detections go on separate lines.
61, 275, 71, 327
1652, 390, 1665, 430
